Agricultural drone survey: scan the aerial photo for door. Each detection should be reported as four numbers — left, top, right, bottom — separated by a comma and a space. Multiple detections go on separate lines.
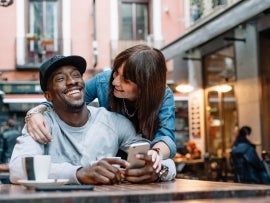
205, 85, 237, 157
259, 29, 270, 151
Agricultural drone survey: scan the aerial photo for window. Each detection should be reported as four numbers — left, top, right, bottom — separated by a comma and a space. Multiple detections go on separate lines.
29, 0, 59, 42
120, 0, 149, 40
27, 0, 59, 63
212, 0, 227, 8
175, 100, 189, 150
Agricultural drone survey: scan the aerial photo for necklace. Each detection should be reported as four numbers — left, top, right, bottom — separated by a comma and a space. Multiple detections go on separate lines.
122, 99, 136, 117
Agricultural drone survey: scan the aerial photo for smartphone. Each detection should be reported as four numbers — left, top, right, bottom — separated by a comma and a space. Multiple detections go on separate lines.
35, 185, 94, 192
127, 142, 150, 169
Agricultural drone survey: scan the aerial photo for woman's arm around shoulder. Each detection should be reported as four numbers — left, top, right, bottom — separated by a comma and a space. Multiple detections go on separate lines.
85, 70, 112, 106
25, 102, 52, 143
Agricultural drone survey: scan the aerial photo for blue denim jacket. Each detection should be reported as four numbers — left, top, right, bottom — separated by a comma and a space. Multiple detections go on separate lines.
85, 70, 176, 158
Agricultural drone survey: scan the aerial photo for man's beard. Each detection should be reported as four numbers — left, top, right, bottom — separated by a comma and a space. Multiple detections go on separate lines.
64, 101, 85, 113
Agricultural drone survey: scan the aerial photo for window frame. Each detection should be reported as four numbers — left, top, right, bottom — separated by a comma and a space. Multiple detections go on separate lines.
119, 0, 150, 40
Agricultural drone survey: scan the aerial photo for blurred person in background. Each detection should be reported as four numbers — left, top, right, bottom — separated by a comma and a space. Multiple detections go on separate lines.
0, 118, 20, 164
0, 118, 19, 183
174, 140, 201, 161
230, 125, 270, 184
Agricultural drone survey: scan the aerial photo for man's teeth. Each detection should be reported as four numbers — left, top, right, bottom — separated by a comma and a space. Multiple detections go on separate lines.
66, 90, 80, 96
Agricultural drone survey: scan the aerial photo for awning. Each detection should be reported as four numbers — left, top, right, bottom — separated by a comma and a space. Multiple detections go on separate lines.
2, 94, 46, 112
3, 94, 46, 104
161, 0, 270, 60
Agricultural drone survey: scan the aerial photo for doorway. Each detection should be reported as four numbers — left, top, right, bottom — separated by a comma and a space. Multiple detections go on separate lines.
259, 29, 270, 151
203, 45, 237, 158
205, 86, 237, 157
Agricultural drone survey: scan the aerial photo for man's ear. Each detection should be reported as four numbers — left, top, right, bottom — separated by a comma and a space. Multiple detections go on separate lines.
44, 91, 52, 102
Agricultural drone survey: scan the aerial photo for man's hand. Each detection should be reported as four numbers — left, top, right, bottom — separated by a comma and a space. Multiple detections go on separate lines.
124, 154, 159, 183
76, 158, 128, 185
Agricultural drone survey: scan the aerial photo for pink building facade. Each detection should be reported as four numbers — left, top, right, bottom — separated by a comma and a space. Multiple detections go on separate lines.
0, 0, 185, 82
0, 0, 186, 127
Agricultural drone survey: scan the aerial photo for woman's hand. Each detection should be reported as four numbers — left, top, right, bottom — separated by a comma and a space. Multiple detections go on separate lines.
26, 113, 52, 143
148, 148, 162, 173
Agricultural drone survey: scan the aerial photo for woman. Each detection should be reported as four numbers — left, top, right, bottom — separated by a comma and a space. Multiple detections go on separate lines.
230, 126, 270, 184
26, 45, 176, 160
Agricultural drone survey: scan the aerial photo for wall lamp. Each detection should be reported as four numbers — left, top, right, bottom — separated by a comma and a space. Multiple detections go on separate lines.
215, 84, 232, 93
175, 84, 194, 93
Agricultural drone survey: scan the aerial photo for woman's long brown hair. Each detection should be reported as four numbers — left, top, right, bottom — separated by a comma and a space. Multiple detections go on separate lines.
108, 45, 167, 140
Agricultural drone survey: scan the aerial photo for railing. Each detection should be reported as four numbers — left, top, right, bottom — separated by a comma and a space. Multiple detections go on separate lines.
110, 40, 163, 61
16, 37, 63, 69
190, 0, 241, 23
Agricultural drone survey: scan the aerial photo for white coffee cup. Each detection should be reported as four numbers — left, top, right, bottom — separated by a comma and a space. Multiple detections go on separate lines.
22, 155, 51, 181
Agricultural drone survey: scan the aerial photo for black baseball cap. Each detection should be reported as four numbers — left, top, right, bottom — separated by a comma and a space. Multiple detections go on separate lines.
39, 55, 86, 92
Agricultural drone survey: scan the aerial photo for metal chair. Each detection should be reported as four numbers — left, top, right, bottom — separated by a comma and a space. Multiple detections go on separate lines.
204, 154, 227, 181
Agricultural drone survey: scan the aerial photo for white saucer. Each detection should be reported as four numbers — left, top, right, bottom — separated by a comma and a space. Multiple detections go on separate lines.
18, 179, 69, 188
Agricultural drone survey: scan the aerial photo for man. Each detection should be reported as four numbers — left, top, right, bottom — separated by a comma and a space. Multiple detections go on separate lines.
9, 55, 176, 185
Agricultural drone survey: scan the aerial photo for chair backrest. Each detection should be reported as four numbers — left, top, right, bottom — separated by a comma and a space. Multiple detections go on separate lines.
204, 155, 227, 181
230, 152, 264, 184
262, 150, 270, 179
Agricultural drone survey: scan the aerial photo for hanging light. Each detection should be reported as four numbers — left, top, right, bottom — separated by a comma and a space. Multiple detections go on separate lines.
175, 84, 194, 93
216, 84, 232, 93
0, 0, 13, 7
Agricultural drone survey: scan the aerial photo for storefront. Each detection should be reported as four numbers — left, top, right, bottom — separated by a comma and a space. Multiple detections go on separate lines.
162, 0, 270, 158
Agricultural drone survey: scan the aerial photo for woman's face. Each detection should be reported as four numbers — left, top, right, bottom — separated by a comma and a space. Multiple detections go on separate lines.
112, 64, 138, 101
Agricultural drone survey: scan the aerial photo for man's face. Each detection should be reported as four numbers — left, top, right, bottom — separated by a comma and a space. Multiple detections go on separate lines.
45, 65, 85, 112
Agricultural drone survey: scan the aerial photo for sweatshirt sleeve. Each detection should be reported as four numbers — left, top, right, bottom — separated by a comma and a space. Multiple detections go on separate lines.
9, 126, 82, 184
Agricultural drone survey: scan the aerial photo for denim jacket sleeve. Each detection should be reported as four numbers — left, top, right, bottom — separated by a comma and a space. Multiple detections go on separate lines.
84, 70, 111, 108
151, 86, 176, 158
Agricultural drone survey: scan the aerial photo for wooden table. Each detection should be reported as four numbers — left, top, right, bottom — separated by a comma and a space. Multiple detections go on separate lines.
1, 179, 270, 203
152, 197, 270, 203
